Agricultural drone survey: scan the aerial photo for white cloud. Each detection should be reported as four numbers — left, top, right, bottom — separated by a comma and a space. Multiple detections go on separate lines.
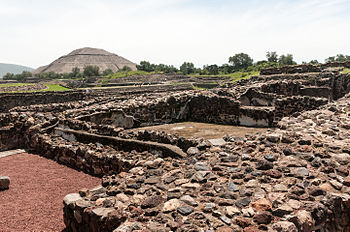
0, 0, 349, 68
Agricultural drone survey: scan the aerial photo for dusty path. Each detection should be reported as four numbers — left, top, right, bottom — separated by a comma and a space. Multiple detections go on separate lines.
0, 153, 100, 232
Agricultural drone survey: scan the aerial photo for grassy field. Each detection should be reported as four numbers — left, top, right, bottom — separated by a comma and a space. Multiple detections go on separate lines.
107, 70, 155, 79
0, 83, 70, 93
97, 70, 156, 86
40, 84, 70, 92
100, 70, 260, 84
229, 71, 259, 82
341, 68, 350, 74
189, 71, 259, 82
0, 83, 33, 87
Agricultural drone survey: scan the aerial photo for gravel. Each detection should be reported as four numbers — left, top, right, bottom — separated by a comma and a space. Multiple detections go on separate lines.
0, 153, 100, 232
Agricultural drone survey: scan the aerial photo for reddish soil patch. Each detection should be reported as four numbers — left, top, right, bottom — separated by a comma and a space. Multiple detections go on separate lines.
0, 153, 100, 232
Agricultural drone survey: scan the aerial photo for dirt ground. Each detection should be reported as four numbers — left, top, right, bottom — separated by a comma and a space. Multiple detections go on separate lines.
0, 153, 100, 232
131, 122, 267, 139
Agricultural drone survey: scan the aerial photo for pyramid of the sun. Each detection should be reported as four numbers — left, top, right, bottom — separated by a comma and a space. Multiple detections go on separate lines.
34, 47, 137, 74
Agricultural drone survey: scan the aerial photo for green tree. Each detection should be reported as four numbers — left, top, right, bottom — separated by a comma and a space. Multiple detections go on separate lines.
62, 73, 73, 79
154, 64, 178, 73
325, 56, 335, 63
278, 54, 297, 66
219, 64, 234, 74
121, 66, 132, 72
228, 53, 253, 71
335, 54, 347, 62
203, 64, 219, 75
72, 67, 80, 77
266, 51, 278, 63
137, 61, 156, 72
180, 62, 195, 75
83, 65, 100, 77
3, 73, 15, 80
309, 60, 319, 65
103, 69, 114, 76
163, 65, 178, 73
326, 54, 350, 63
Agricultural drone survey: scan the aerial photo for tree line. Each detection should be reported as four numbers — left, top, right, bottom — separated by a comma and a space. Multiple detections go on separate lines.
3, 52, 350, 81
136, 52, 295, 75
3, 65, 132, 81
137, 52, 350, 75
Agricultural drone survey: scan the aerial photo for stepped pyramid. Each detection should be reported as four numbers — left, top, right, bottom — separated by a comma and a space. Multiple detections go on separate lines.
34, 47, 137, 74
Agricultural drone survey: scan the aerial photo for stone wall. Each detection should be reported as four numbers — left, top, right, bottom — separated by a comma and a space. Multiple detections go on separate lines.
239, 88, 276, 106
0, 112, 188, 177
0, 127, 24, 151
274, 96, 328, 122
260, 81, 305, 96
79, 93, 243, 127
54, 128, 186, 159
332, 74, 350, 100
62, 93, 350, 232
118, 130, 201, 152
239, 106, 274, 127
0, 84, 194, 113
260, 61, 350, 75
0, 91, 88, 112
0, 74, 350, 231
260, 64, 322, 75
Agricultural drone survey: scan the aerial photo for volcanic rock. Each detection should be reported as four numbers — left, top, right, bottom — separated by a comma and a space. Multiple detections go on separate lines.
0, 176, 10, 190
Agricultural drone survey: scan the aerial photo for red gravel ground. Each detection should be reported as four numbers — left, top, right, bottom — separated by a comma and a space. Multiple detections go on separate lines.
0, 153, 100, 232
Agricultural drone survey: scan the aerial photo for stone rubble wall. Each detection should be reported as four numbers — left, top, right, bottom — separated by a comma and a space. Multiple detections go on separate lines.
260, 61, 350, 75
53, 128, 186, 159
0, 113, 191, 177
62, 94, 350, 232
0, 126, 24, 151
117, 129, 202, 152
260, 64, 322, 75
1, 70, 350, 231
274, 96, 328, 122
239, 88, 276, 106
53, 117, 203, 153
0, 91, 88, 112
79, 92, 243, 127
239, 106, 274, 127
0, 83, 194, 113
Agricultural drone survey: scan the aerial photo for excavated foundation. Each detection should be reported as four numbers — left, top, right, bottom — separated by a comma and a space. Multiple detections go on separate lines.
0, 63, 350, 232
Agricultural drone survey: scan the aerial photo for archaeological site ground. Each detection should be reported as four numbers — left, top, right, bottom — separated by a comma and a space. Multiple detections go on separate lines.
1, 61, 350, 232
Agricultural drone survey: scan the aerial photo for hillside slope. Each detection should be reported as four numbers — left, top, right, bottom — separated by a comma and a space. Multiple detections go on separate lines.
0, 63, 34, 78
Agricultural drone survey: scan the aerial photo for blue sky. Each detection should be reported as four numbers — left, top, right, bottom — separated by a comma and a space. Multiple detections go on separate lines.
1, 0, 350, 68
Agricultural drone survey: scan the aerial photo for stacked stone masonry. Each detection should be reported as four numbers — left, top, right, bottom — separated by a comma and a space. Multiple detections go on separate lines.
0, 64, 349, 231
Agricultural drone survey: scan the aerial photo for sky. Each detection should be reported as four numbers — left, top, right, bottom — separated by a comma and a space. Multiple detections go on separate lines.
1, 0, 350, 69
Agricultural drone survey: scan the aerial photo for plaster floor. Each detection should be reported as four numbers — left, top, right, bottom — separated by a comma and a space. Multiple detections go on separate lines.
131, 122, 268, 140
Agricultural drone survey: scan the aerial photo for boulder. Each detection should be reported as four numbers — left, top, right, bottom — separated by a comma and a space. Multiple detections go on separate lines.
0, 176, 10, 190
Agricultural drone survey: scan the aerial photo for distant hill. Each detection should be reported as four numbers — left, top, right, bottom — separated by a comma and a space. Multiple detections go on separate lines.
0, 63, 34, 78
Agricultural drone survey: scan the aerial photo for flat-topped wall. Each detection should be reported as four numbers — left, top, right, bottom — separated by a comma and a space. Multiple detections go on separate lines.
0, 91, 87, 112
260, 61, 350, 75
79, 94, 244, 127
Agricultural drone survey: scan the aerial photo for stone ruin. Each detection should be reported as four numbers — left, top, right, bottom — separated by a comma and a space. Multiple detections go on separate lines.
0, 62, 350, 231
